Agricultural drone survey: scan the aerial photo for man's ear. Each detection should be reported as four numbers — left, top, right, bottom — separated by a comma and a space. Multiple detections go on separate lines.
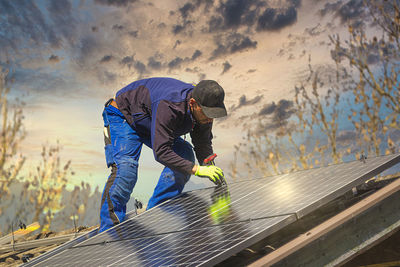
189, 98, 196, 107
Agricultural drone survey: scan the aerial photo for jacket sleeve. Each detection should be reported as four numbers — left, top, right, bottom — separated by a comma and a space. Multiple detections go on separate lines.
151, 100, 195, 175
190, 122, 213, 165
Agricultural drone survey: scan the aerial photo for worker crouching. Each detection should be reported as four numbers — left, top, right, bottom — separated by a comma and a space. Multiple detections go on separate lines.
99, 78, 227, 232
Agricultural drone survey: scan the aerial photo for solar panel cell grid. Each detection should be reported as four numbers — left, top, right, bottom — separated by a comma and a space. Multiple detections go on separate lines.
111, 216, 295, 267
28, 153, 400, 267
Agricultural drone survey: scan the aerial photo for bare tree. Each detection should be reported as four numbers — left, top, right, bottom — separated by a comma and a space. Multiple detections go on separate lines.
28, 143, 72, 231
0, 70, 92, 235
330, 0, 400, 157
0, 69, 26, 223
230, 0, 400, 179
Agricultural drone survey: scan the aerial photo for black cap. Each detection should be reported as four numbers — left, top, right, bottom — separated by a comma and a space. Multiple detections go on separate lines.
192, 80, 227, 118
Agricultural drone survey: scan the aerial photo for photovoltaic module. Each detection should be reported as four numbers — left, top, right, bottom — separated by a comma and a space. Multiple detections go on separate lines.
24, 153, 400, 266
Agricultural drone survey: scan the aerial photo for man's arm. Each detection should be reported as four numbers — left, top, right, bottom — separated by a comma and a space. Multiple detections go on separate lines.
151, 100, 195, 175
191, 164, 198, 174
190, 122, 213, 165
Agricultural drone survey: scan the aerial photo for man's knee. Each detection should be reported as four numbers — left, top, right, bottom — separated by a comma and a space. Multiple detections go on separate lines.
110, 157, 139, 205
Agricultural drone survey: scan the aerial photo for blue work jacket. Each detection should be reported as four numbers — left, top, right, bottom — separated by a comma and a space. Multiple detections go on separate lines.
115, 77, 213, 174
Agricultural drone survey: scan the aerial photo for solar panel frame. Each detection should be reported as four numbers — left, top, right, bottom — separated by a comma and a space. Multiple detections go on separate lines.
80, 177, 281, 246
34, 215, 296, 267
24, 153, 400, 267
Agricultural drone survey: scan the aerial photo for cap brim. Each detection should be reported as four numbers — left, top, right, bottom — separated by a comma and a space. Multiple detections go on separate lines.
200, 104, 227, 118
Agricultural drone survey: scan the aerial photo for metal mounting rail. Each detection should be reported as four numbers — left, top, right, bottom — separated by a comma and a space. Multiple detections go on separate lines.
21, 229, 98, 266
249, 177, 400, 267
0, 233, 86, 254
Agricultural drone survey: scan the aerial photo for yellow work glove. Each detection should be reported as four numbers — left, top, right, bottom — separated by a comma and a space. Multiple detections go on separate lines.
195, 165, 226, 186
208, 187, 231, 224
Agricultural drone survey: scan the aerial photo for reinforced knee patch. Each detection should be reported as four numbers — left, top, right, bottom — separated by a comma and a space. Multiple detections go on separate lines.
110, 157, 139, 206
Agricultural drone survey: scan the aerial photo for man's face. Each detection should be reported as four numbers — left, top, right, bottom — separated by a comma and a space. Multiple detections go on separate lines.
191, 99, 213, 125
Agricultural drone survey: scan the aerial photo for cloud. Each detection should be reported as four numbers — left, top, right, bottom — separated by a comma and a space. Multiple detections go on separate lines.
172, 19, 196, 35
0, 0, 80, 62
173, 40, 182, 49
173, 24, 186, 35
146, 50, 204, 71
319, 0, 368, 27
49, 55, 61, 63
210, 33, 257, 60
205, 0, 300, 33
179, 3, 197, 19
134, 61, 146, 76
158, 22, 167, 29
304, 23, 325, 37
319, 1, 342, 17
172, 2, 200, 35
221, 61, 232, 74
0, 1, 60, 55
94, 0, 138, 7
259, 99, 295, 121
273, 99, 295, 121
191, 50, 202, 60
213, 0, 261, 30
231, 94, 263, 111
336, 130, 357, 143
147, 57, 162, 70
128, 30, 138, 38
259, 102, 276, 116
75, 36, 102, 66
97, 70, 117, 84
252, 99, 296, 133
172, 0, 301, 53
185, 67, 201, 73
336, 0, 365, 23
1, 0, 302, 102
112, 24, 124, 31
330, 39, 395, 65
120, 56, 135, 68
100, 55, 113, 63
227, 34, 257, 53
170, 0, 300, 64
12, 68, 75, 96
257, 6, 297, 31
175, 0, 215, 26
168, 57, 184, 69
330, 46, 346, 63
119, 55, 147, 76
47, 0, 76, 45
276, 29, 316, 60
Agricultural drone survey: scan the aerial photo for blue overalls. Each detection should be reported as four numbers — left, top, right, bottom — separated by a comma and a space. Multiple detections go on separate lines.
99, 103, 195, 233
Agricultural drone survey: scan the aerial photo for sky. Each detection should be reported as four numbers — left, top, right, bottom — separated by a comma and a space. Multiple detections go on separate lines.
0, 0, 373, 200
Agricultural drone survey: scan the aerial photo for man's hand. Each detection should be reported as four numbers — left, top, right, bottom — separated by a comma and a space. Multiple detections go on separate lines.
209, 187, 231, 224
194, 165, 226, 185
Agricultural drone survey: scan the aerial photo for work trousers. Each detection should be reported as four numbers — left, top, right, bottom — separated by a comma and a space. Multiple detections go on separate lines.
99, 104, 194, 233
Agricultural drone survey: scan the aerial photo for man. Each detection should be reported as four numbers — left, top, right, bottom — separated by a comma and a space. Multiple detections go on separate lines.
99, 77, 227, 232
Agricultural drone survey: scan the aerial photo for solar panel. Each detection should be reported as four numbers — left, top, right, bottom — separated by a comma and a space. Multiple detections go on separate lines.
25, 153, 400, 267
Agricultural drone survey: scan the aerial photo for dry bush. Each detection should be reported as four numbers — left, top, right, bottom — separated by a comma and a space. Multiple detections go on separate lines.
27, 143, 72, 231
331, 0, 400, 157
0, 69, 26, 228
0, 70, 92, 235
230, 0, 400, 180
230, 63, 345, 180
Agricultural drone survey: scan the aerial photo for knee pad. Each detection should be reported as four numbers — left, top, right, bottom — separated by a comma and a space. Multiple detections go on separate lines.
104, 144, 114, 167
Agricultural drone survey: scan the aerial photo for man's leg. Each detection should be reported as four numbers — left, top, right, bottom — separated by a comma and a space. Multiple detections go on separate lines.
147, 137, 195, 210
99, 105, 143, 233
